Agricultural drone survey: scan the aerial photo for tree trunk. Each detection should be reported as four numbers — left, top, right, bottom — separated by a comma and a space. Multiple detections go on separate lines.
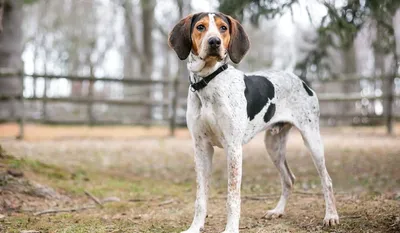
122, 0, 138, 98
176, 0, 191, 99
341, 44, 357, 122
385, 11, 400, 135
122, 1, 148, 123
162, 44, 170, 120
0, 0, 23, 119
0, 0, 5, 33
0, 0, 23, 83
140, 0, 155, 120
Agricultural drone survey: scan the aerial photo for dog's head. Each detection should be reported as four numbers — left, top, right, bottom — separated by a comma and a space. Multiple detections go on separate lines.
168, 12, 250, 64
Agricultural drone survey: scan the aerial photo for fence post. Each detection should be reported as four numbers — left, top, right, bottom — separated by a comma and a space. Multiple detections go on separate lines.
385, 75, 395, 135
42, 76, 48, 122
87, 75, 94, 126
17, 71, 24, 140
169, 76, 179, 137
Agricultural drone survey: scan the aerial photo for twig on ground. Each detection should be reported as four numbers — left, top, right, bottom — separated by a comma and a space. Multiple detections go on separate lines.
341, 215, 362, 219
128, 215, 142, 222
212, 194, 279, 201
243, 196, 276, 201
101, 197, 121, 203
293, 191, 324, 196
293, 191, 350, 196
301, 218, 315, 227
128, 198, 148, 202
84, 190, 103, 207
33, 205, 96, 216
158, 199, 175, 206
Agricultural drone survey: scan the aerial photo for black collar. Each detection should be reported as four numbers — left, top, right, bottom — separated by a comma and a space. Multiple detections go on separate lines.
190, 64, 228, 92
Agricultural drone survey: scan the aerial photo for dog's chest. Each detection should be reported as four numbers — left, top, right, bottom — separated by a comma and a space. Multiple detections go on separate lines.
196, 92, 227, 147
190, 73, 246, 147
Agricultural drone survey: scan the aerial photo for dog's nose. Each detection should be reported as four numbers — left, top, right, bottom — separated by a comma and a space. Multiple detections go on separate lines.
208, 37, 221, 49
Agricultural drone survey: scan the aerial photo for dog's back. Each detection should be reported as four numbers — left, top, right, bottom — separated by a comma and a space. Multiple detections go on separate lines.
242, 70, 320, 143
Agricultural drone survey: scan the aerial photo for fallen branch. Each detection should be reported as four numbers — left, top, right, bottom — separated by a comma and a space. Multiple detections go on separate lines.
33, 205, 96, 216
158, 199, 175, 206
84, 190, 103, 207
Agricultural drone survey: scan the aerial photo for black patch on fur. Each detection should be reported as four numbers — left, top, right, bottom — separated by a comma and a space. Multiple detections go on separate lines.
264, 103, 276, 123
243, 75, 275, 121
302, 81, 314, 96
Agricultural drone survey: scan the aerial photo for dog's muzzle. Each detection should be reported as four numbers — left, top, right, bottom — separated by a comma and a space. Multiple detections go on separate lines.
206, 37, 223, 58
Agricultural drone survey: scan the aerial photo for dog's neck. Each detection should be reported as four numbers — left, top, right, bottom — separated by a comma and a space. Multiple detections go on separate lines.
187, 52, 228, 83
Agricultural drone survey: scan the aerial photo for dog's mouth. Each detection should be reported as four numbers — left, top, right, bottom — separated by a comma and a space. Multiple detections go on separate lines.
204, 50, 224, 61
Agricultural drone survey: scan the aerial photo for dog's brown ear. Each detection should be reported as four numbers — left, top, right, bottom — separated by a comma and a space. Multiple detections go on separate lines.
168, 14, 196, 60
226, 16, 250, 64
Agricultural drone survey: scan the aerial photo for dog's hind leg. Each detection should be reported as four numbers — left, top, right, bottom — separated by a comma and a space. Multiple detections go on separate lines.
263, 123, 295, 219
299, 125, 339, 226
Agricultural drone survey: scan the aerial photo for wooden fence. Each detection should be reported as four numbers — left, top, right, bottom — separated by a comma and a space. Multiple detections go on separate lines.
0, 69, 399, 139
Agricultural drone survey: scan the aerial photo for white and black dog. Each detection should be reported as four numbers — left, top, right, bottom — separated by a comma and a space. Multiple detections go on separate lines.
168, 12, 339, 233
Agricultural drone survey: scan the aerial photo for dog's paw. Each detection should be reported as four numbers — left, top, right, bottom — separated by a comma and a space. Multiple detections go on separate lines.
323, 213, 339, 226
262, 209, 284, 219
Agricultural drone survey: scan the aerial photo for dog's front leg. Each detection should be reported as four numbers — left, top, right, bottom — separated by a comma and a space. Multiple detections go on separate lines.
223, 145, 243, 233
182, 140, 214, 233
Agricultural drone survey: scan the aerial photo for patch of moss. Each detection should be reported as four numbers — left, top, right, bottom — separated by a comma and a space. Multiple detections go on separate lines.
3, 156, 70, 180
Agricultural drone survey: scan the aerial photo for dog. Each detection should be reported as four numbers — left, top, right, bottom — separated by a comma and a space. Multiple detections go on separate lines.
168, 12, 339, 233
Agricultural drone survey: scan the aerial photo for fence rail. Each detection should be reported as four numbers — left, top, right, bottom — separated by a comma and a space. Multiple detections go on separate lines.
318, 93, 400, 101
0, 70, 399, 139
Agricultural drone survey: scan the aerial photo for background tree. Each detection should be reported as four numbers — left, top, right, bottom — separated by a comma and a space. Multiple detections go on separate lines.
219, 0, 400, 134
0, 0, 23, 120
0, 0, 398, 132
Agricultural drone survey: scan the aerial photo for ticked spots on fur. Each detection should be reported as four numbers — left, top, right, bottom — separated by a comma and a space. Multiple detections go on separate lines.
243, 75, 275, 122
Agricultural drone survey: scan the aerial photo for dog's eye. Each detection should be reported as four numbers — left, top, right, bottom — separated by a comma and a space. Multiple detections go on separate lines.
220, 26, 227, 32
196, 25, 205, 32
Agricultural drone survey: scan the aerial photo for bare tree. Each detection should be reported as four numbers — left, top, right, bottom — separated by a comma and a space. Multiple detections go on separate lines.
0, 0, 23, 71
122, 0, 156, 121
0, 0, 23, 119
0, 0, 5, 33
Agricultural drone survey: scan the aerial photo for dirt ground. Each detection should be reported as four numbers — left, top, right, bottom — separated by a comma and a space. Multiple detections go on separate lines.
0, 123, 399, 233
